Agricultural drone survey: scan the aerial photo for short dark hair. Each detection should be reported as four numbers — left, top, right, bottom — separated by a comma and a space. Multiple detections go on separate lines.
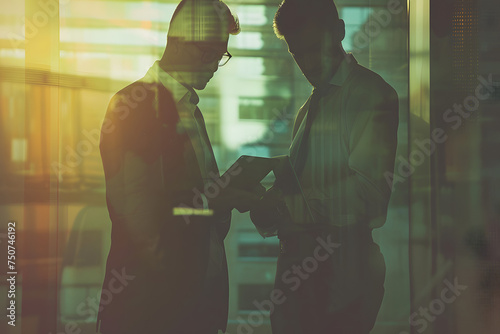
273, 0, 340, 40
168, 0, 240, 42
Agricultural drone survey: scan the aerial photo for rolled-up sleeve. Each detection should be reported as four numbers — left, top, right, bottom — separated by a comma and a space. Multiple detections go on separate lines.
305, 80, 399, 228
347, 82, 399, 226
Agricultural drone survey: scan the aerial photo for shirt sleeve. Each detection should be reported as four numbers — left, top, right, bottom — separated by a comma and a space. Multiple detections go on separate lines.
306, 79, 399, 228
340, 80, 399, 227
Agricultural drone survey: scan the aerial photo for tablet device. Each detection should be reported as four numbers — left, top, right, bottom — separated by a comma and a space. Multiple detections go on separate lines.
220, 155, 278, 190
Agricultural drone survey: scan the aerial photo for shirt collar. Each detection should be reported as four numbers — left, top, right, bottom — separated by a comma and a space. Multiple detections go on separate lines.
144, 61, 200, 106
328, 52, 358, 87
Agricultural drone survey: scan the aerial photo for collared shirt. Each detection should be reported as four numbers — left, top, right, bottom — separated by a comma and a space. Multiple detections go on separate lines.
144, 61, 225, 280
284, 53, 399, 231
144, 61, 217, 184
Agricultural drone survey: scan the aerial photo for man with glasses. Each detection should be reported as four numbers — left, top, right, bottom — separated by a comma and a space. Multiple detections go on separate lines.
250, 0, 399, 333
97, 1, 261, 333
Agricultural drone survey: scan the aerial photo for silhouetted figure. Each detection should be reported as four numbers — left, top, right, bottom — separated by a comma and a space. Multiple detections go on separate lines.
250, 1, 399, 333
96, 1, 260, 333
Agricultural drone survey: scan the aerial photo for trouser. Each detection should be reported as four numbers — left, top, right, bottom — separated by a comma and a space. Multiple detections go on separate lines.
271, 226, 386, 334
100, 325, 219, 334
99, 274, 226, 334
172, 272, 228, 334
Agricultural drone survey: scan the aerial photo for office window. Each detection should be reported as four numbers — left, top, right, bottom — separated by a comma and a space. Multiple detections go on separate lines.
237, 232, 279, 260
238, 284, 274, 313
341, 7, 375, 53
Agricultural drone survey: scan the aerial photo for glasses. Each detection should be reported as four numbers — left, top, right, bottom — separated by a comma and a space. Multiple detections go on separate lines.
217, 51, 232, 67
192, 43, 232, 66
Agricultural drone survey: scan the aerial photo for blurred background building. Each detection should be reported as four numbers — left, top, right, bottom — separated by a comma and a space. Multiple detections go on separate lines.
0, 0, 498, 333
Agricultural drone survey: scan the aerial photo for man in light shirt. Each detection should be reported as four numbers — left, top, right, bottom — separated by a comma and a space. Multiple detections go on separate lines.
250, 0, 399, 333
97, 1, 261, 333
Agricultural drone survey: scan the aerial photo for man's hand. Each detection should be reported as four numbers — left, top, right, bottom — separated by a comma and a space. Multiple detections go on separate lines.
249, 185, 288, 230
208, 184, 266, 214
254, 186, 285, 212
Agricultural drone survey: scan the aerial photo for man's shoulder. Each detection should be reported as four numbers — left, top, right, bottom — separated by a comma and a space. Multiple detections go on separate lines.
106, 78, 177, 119
348, 63, 397, 97
342, 63, 399, 126
109, 79, 168, 107
116, 79, 157, 94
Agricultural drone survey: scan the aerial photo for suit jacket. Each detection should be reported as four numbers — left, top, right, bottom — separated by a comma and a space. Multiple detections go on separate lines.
96, 78, 230, 333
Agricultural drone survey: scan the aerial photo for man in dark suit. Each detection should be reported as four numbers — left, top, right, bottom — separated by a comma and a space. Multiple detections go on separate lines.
250, 0, 399, 333
96, 1, 260, 333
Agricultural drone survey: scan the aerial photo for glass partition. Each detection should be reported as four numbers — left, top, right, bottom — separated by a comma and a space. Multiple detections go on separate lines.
2, 1, 498, 334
